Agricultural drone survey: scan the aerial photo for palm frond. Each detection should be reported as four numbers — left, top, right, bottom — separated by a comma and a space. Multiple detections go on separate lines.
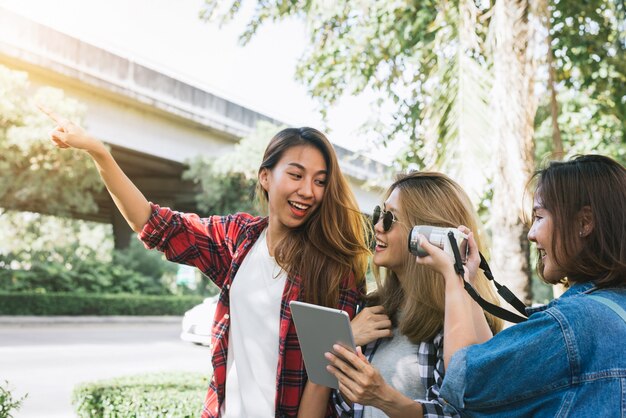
421, 0, 493, 201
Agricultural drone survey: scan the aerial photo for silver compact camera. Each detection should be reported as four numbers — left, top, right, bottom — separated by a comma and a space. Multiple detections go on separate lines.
408, 226, 469, 263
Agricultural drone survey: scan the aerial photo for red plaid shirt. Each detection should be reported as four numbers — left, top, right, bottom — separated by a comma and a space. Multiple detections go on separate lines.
139, 204, 364, 418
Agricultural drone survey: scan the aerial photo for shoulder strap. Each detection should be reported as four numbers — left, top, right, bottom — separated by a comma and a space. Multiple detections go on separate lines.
448, 232, 528, 323
587, 295, 626, 324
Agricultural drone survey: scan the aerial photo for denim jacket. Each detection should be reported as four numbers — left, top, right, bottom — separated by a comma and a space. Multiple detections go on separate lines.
440, 282, 626, 417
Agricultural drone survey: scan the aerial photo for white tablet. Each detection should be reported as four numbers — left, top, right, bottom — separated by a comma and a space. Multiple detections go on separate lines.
290, 300, 356, 389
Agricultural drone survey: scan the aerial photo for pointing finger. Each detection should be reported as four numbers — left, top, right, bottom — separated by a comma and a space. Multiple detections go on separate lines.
37, 104, 68, 127
51, 131, 69, 148
51, 137, 69, 148
37, 104, 59, 121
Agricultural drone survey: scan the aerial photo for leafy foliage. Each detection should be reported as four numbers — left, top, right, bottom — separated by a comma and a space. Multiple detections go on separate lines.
0, 252, 171, 295
0, 380, 26, 418
73, 372, 208, 418
0, 65, 103, 215
201, 0, 625, 304
0, 209, 113, 264
0, 247, 178, 296
535, 0, 625, 162
534, 88, 625, 165
200, 0, 624, 185
201, 2, 492, 174
550, 0, 625, 138
0, 292, 203, 315
0, 211, 182, 296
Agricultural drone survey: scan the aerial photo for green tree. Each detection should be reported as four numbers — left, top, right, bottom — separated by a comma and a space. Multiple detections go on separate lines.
0, 64, 102, 216
534, 88, 625, 165
0, 210, 182, 296
0, 380, 26, 418
535, 0, 625, 163
0, 209, 113, 265
201, 0, 536, 302
551, 0, 625, 139
200, 0, 624, 304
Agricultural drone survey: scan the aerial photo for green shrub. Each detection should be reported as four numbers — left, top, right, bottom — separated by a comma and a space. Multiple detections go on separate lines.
72, 372, 208, 418
0, 242, 178, 296
0, 292, 203, 315
0, 380, 26, 418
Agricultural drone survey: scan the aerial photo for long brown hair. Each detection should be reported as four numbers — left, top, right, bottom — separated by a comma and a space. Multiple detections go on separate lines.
369, 172, 503, 343
256, 127, 370, 307
533, 155, 626, 287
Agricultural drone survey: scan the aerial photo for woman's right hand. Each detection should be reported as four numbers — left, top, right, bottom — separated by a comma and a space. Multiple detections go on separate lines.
414, 226, 480, 284
38, 104, 152, 232
38, 105, 105, 153
413, 234, 457, 279
458, 226, 480, 285
351, 305, 392, 346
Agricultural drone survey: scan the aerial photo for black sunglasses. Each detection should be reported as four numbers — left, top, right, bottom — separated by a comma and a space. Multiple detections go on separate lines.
372, 205, 398, 232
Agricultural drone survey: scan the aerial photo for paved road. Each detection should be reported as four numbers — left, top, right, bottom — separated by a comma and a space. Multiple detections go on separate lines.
0, 318, 212, 418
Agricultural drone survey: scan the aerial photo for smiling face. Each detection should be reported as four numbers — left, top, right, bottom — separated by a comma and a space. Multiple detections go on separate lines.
528, 194, 567, 284
372, 188, 411, 278
259, 144, 327, 244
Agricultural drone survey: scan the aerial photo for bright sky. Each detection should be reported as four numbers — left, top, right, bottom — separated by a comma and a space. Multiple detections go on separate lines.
1, 0, 400, 164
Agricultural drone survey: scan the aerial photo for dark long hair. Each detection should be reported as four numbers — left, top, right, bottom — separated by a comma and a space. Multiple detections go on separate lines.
534, 155, 626, 287
256, 127, 370, 306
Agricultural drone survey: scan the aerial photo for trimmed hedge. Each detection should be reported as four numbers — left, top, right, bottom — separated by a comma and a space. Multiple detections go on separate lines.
72, 372, 209, 418
0, 292, 203, 315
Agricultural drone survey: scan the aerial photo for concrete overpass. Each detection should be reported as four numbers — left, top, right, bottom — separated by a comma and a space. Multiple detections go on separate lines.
0, 6, 389, 248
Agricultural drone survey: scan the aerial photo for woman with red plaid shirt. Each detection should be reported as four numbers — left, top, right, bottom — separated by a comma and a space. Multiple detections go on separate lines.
41, 106, 371, 418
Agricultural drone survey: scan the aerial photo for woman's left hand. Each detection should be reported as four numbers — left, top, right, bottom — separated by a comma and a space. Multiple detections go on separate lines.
325, 345, 389, 408
414, 225, 481, 284
458, 225, 480, 285
351, 305, 392, 347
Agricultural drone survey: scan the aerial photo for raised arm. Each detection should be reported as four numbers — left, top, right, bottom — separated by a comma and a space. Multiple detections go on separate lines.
414, 229, 491, 369
39, 105, 151, 232
456, 228, 493, 344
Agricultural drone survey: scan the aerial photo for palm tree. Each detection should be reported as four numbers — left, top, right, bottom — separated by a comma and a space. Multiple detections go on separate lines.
200, 0, 542, 305
489, 0, 536, 304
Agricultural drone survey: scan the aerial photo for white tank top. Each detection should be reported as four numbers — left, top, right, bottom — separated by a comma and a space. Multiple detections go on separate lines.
220, 229, 287, 418
364, 326, 426, 418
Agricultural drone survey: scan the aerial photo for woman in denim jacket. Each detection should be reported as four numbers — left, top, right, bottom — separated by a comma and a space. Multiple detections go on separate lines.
415, 154, 626, 417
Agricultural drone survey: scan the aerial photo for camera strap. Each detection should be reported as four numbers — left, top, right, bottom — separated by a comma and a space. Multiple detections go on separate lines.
448, 232, 528, 323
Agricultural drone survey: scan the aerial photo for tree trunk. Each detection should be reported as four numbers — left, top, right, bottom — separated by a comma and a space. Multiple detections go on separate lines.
541, 0, 563, 160
489, 0, 536, 307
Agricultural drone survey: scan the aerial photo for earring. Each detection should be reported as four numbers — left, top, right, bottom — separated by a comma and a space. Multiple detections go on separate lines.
579, 231, 584, 237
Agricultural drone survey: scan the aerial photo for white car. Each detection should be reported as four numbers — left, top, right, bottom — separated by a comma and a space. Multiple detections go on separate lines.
180, 295, 218, 346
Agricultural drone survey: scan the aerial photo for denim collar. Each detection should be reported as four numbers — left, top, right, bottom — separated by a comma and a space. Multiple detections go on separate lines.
561, 281, 597, 298
526, 281, 597, 315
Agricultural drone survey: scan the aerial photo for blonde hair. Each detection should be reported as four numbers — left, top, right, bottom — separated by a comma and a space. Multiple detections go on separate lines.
256, 127, 370, 307
370, 172, 503, 342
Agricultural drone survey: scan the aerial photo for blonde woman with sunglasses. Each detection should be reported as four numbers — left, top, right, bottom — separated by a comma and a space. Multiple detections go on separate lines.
299, 171, 503, 418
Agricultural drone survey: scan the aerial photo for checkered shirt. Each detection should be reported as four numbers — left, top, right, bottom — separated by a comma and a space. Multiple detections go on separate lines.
332, 329, 458, 417
139, 203, 363, 418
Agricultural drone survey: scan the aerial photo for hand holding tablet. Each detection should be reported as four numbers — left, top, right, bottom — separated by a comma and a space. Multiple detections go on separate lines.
290, 301, 357, 389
